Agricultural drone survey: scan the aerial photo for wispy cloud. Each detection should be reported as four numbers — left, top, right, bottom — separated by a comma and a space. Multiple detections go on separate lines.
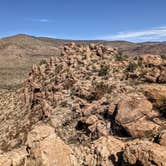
38, 19, 49, 23
29, 18, 51, 23
99, 26, 166, 42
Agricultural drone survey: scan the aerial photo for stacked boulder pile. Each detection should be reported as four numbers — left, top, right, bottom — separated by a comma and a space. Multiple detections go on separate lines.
0, 43, 166, 166
126, 53, 166, 83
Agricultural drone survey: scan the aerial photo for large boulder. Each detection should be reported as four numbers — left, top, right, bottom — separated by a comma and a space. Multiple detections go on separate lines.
159, 130, 166, 146
0, 147, 27, 166
123, 140, 166, 166
124, 117, 160, 138
115, 94, 160, 137
93, 136, 125, 166
140, 84, 166, 113
158, 69, 166, 83
116, 94, 153, 124
141, 84, 166, 101
25, 123, 78, 166
144, 67, 161, 83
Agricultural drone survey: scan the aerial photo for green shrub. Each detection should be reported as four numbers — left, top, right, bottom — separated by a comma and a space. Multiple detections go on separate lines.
54, 64, 63, 74
115, 52, 128, 61
98, 63, 110, 76
126, 62, 138, 72
93, 81, 115, 95
39, 59, 47, 65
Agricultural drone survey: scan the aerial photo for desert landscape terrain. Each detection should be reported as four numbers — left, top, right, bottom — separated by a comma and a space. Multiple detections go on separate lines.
0, 35, 166, 165
0, 34, 166, 89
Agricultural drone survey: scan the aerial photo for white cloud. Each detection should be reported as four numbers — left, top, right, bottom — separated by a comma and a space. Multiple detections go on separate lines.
30, 18, 50, 23
99, 26, 166, 42
38, 19, 49, 22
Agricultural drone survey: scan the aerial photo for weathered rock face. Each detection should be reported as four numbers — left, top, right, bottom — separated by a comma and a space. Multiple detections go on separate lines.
159, 130, 166, 146
123, 140, 166, 166
140, 84, 166, 117
124, 117, 160, 138
0, 123, 79, 166
93, 136, 125, 166
141, 84, 166, 105
0, 147, 27, 166
115, 94, 161, 138
25, 123, 78, 166
116, 94, 152, 124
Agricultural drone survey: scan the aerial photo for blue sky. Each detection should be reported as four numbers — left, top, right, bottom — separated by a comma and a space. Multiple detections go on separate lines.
0, 0, 166, 42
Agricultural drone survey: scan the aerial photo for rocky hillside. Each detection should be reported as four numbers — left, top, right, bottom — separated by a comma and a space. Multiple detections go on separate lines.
0, 34, 59, 88
0, 43, 166, 165
0, 34, 166, 89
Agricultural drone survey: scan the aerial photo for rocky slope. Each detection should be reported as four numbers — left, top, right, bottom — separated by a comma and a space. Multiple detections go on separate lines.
0, 34, 59, 88
0, 43, 166, 166
1, 34, 166, 89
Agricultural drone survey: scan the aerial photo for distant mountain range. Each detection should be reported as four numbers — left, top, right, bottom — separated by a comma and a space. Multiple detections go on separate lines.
37, 36, 166, 56
1, 34, 166, 56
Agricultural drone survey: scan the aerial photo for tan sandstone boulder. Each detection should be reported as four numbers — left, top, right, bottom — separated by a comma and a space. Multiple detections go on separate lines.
159, 130, 166, 146
25, 123, 78, 166
115, 94, 160, 137
123, 140, 166, 166
158, 69, 166, 83
0, 147, 27, 166
93, 136, 125, 166
141, 84, 166, 104
140, 84, 166, 114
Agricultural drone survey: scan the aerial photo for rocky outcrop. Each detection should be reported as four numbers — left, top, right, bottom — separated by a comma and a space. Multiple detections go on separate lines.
126, 54, 166, 84
139, 54, 162, 66
0, 43, 166, 166
116, 94, 152, 124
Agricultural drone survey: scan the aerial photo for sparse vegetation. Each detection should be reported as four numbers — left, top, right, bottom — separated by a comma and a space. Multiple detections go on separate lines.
0, 37, 166, 166
115, 52, 128, 61
39, 59, 47, 65
98, 62, 110, 76
126, 62, 138, 72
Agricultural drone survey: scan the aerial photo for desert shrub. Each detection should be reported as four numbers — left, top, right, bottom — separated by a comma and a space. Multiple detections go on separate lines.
39, 59, 47, 65
115, 52, 128, 61
60, 100, 68, 107
153, 97, 166, 117
126, 62, 138, 72
91, 65, 97, 73
161, 54, 166, 60
54, 64, 63, 74
93, 81, 115, 96
98, 63, 110, 76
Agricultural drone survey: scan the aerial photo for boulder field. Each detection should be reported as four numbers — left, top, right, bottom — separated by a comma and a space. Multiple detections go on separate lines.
0, 43, 166, 166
